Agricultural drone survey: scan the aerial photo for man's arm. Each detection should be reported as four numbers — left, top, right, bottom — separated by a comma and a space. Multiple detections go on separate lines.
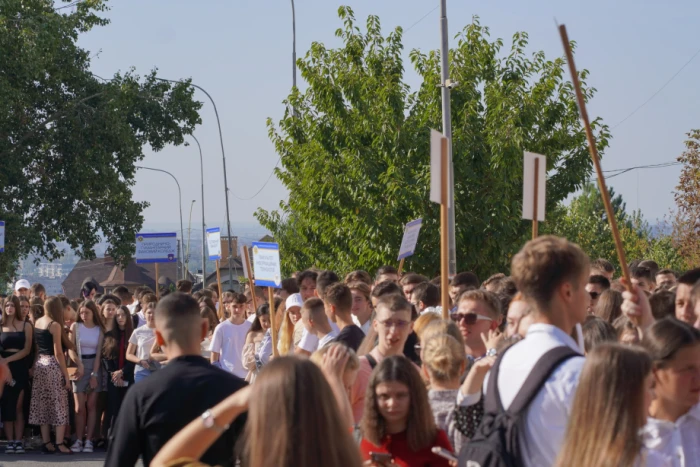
210, 326, 222, 364
105, 388, 142, 467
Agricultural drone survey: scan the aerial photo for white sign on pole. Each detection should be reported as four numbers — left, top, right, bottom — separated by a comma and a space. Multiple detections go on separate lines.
206, 227, 222, 261
522, 152, 546, 221
251, 242, 281, 288
397, 219, 423, 261
0, 221, 5, 253
430, 129, 449, 206
135, 232, 178, 263
239, 244, 250, 279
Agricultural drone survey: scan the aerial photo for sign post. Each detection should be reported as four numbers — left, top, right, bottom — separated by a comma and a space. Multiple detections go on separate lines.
430, 130, 450, 320
522, 152, 546, 239
207, 228, 224, 316
135, 232, 178, 301
240, 245, 258, 312
397, 219, 423, 276
0, 221, 5, 253
252, 242, 282, 357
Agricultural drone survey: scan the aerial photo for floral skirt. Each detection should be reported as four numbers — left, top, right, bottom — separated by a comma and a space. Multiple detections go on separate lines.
29, 355, 69, 426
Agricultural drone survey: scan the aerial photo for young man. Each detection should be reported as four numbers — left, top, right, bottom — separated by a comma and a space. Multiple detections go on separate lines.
374, 265, 399, 285
630, 266, 655, 293
451, 289, 502, 359
30, 282, 46, 303
350, 294, 415, 423
295, 271, 341, 356
585, 275, 611, 314
449, 272, 480, 308
399, 273, 428, 299
470, 236, 588, 467
209, 292, 252, 379
590, 258, 614, 281
275, 278, 299, 301
325, 283, 365, 351
14, 279, 30, 298
106, 293, 247, 467
112, 286, 134, 308
297, 270, 318, 302
301, 298, 338, 349
409, 282, 440, 314
675, 268, 700, 325
176, 280, 193, 294
655, 269, 677, 290
638, 260, 660, 280
245, 288, 267, 323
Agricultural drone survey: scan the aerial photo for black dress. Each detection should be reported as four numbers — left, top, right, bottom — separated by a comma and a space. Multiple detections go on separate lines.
0, 322, 30, 422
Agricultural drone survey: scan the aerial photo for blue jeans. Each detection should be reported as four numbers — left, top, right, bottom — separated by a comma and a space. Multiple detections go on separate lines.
134, 368, 152, 383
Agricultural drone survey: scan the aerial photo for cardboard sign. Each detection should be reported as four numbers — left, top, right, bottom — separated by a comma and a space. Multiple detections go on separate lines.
251, 242, 281, 288
397, 219, 423, 261
135, 232, 178, 264
522, 152, 546, 221
429, 129, 449, 206
206, 227, 222, 261
0, 221, 4, 253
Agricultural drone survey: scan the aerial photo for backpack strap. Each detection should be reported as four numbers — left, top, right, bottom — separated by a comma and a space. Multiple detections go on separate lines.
506, 346, 580, 415
365, 354, 378, 370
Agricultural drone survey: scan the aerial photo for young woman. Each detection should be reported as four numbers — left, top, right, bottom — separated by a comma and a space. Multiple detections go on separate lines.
200, 306, 219, 359
1, 296, 33, 454
349, 281, 373, 335
582, 315, 617, 354
361, 355, 454, 467
126, 296, 158, 383
594, 289, 623, 323
29, 304, 44, 324
641, 317, 700, 463
102, 306, 135, 438
556, 343, 663, 467
278, 294, 303, 355
421, 333, 468, 454
29, 296, 73, 454
241, 304, 271, 383
150, 356, 362, 467
69, 300, 106, 453
101, 298, 119, 332
18, 296, 31, 322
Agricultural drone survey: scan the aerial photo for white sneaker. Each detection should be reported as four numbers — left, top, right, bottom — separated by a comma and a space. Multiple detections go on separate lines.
70, 439, 83, 453
82, 440, 93, 453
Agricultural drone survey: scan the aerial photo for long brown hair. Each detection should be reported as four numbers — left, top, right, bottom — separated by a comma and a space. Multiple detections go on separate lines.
243, 356, 362, 467
362, 355, 437, 452
2, 295, 21, 326
594, 289, 623, 323
44, 296, 74, 351
277, 307, 295, 355
103, 306, 135, 359
77, 300, 105, 333
555, 343, 651, 467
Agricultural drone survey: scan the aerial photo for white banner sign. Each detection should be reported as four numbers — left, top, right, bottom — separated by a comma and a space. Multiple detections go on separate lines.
522, 152, 546, 221
252, 242, 281, 288
206, 227, 222, 261
135, 232, 178, 264
398, 219, 423, 260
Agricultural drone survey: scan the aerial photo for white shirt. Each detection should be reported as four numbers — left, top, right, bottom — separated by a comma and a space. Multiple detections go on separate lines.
643, 403, 700, 467
129, 325, 156, 373
247, 314, 255, 323
490, 323, 585, 467
352, 315, 371, 335
209, 319, 252, 378
134, 310, 146, 328
318, 330, 339, 349
299, 321, 340, 353
77, 323, 101, 355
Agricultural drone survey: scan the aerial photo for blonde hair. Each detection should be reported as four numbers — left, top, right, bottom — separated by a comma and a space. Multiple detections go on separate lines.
422, 334, 466, 383
310, 343, 360, 372
278, 308, 295, 355
414, 313, 441, 342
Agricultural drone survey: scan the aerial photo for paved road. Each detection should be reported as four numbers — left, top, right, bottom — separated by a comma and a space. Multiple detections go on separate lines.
0, 451, 107, 466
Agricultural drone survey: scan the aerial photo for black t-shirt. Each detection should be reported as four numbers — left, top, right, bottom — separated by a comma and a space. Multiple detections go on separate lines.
332, 324, 365, 351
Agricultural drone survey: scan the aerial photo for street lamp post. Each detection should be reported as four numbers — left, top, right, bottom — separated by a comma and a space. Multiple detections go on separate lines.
190, 135, 207, 283
186, 199, 196, 278
291, 0, 297, 90
155, 77, 235, 288
136, 166, 186, 280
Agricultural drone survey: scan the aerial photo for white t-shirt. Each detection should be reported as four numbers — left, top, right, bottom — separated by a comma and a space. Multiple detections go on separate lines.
129, 325, 156, 373
209, 319, 252, 378
133, 310, 146, 328
318, 330, 339, 349
299, 321, 340, 353
247, 314, 256, 323
77, 323, 101, 355
351, 315, 372, 335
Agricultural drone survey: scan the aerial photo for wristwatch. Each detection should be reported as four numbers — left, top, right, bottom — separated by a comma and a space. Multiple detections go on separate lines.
486, 348, 498, 357
90, 371, 98, 378
201, 409, 229, 434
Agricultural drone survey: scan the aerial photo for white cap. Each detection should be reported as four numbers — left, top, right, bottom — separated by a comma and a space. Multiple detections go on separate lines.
14, 279, 31, 291
285, 293, 303, 310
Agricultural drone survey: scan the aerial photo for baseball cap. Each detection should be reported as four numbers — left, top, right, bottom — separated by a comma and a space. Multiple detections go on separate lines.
285, 293, 303, 310
14, 279, 31, 291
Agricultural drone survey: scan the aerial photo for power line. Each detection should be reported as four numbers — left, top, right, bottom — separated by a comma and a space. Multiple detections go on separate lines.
405, 6, 439, 33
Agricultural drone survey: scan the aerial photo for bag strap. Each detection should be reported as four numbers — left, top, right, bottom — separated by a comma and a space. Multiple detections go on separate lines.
76, 323, 82, 361
366, 354, 378, 370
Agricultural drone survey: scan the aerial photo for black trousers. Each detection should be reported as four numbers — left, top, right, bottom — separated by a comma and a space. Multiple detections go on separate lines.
105, 378, 129, 437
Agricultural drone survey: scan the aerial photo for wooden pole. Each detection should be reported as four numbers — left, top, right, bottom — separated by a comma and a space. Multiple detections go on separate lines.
440, 137, 450, 320
215, 260, 224, 320
242, 247, 258, 312
155, 263, 160, 300
559, 25, 632, 292
532, 157, 539, 239
397, 258, 406, 277
268, 286, 279, 357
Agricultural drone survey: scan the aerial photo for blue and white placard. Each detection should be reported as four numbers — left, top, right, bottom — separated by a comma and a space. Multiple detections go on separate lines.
206, 227, 222, 261
135, 232, 178, 264
0, 221, 5, 253
397, 218, 423, 261
251, 242, 281, 288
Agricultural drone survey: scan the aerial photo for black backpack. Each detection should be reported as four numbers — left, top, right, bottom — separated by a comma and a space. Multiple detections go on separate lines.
458, 346, 580, 467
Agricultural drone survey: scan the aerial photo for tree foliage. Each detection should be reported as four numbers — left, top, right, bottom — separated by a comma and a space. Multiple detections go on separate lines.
671, 129, 700, 269
0, 0, 202, 281
257, 7, 609, 278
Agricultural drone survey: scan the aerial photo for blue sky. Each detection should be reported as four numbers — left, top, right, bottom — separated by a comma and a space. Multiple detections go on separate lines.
78, 0, 700, 229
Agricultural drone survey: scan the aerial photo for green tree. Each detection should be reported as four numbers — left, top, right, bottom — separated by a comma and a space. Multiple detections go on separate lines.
257, 7, 609, 278
0, 0, 201, 281
672, 129, 700, 269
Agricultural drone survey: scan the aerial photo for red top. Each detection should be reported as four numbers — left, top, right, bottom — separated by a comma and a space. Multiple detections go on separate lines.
360, 429, 454, 467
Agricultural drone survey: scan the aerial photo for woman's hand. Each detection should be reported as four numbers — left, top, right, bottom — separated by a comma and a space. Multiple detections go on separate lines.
111, 370, 123, 383
321, 344, 349, 382
64, 375, 72, 391
74, 364, 84, 380
89, 373, 98, 389
481, 329, 504, 351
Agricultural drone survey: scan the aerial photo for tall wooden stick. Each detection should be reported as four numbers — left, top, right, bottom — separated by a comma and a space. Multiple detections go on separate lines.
155, 263, 160, 300
559, 25, 631, 291
242, 247, 258, 312
532, 157, 539, 239
440, 137, 450, 320
215, 260, 224, 320
397, 258, 406, 277
268, 286, 279, 357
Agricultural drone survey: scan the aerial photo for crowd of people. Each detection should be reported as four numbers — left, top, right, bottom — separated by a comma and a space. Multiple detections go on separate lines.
0, 235, 699, 466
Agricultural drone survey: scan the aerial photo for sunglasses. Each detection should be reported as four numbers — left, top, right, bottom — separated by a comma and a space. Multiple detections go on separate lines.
589, 292, 600, 300
450, 313, 493, 325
